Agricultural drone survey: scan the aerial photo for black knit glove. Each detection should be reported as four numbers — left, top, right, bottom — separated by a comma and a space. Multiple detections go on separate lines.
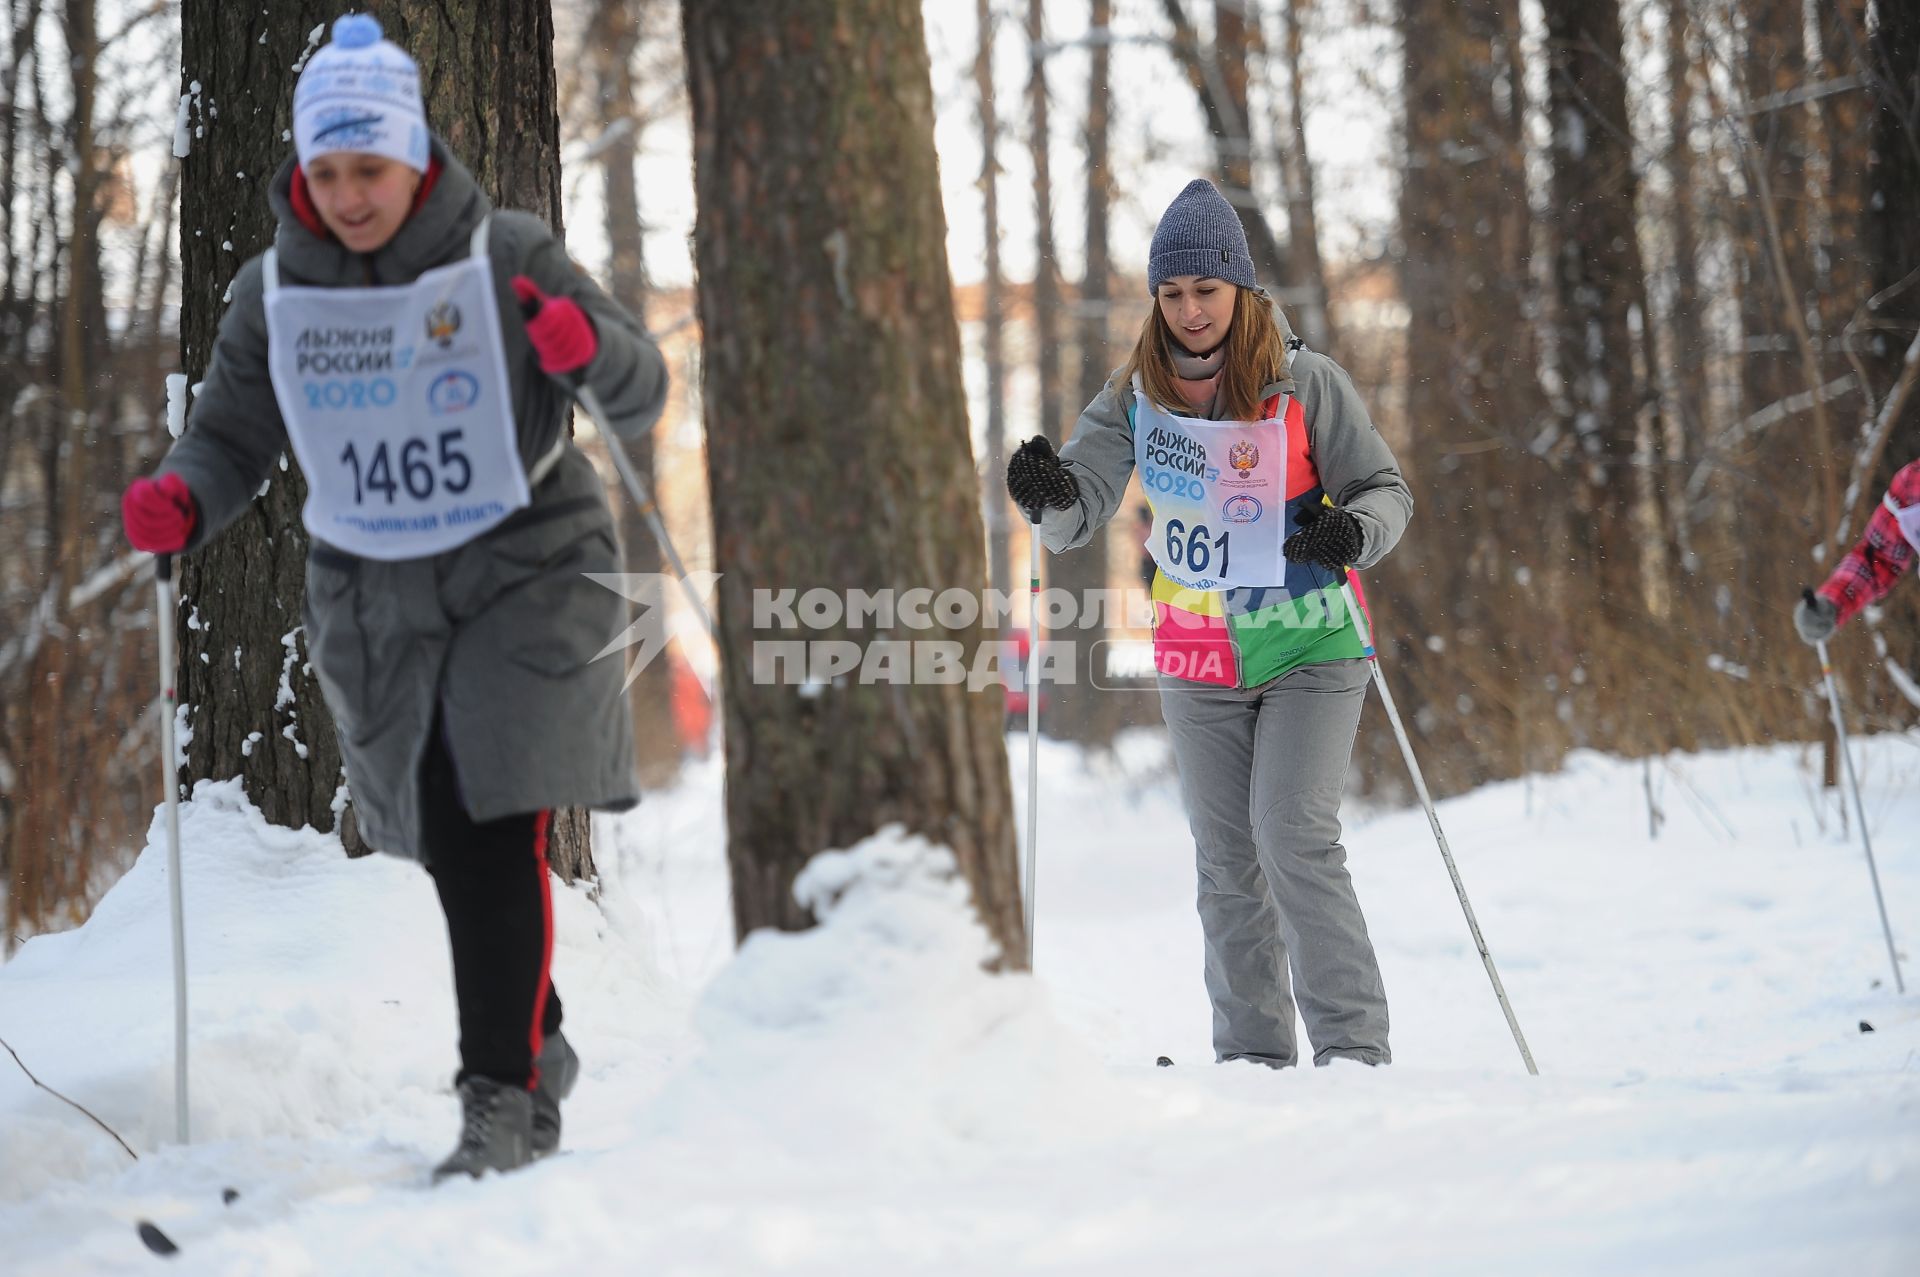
1794, 589, 1838, 645
1283, 503, 1365, 572
1006, 436, 1079, 518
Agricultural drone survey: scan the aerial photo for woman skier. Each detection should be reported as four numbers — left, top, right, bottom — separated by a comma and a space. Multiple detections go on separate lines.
120, 14, 667, 1179
1006, 179, 1411, 1068
1795, 460, 1920, 643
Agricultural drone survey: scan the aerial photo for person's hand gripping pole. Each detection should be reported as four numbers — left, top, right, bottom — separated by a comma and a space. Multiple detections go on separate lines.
1004, 436, 1078, 971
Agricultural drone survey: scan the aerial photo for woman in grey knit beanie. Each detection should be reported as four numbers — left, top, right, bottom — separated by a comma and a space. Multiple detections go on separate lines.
1006, 178, 1414, 1071
1147, 177, 1261, 294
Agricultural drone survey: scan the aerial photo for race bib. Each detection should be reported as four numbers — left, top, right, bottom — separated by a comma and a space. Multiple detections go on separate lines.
262, 218, 528, 560
1132, 381, 1288, 590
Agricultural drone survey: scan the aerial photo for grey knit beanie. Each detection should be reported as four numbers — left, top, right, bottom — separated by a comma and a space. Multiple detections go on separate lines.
1148, 178, 1257, 295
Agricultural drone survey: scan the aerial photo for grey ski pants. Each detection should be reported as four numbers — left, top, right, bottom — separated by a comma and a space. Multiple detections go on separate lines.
1157, 657, 1390, 1067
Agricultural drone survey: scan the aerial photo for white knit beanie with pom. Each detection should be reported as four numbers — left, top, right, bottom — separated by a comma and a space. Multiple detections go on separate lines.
292, 14, 428, 173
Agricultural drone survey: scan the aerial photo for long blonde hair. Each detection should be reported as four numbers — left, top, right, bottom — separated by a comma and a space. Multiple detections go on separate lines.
1118, 286, 1291, 421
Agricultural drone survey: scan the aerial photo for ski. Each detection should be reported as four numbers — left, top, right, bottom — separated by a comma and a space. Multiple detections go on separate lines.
135, 1187, 239, 1258
135, 1221, 178, 1257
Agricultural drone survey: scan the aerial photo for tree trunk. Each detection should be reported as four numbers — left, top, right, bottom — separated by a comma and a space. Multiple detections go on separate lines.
1814, 2, 1872, 366
177, 0, 593, 880
975, 0, 1011, 598
380, 5, 564, 227
1663, 0, 1706, 574
1023, 0, 1078, 744
1736, 0, 1834, 538
1078, 0, 1113, 423
9, 0, 102, 942
1541, 0, 1657, 631
1865, 0, 1920, 685
1721, 0, 1858, 720
1211, 0, 1259, 265
590, 0, 681, 788
681, 0, 1024, 962
1271, 0, 1329, 349
0, 1, 22, 316
1394, 0, 1563, 791
1027, 0, 1063, 450
1868, 0, 1920, 461
1045, 0, 1123, 747
142, 163, 180, 341
1159, 0, 1289, 291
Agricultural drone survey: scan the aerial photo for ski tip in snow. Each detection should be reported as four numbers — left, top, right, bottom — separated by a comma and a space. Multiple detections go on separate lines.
1859, 1020, 1875, 1034
138, 1189, 237, 1255
136, 1220, 179, 1257
1155, 1055, 1174, 1068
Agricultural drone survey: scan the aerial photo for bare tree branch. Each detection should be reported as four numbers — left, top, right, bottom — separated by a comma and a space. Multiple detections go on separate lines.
1826, 330, 1920, 553
0, 1032, 137, 1160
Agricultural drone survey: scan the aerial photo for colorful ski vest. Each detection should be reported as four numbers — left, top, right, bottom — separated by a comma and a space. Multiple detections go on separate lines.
1133, 382, 1373, 688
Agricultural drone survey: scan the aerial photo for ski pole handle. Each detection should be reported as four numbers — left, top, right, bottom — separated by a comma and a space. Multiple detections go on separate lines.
1802, 588, 1840, 674
1803, 589, 1823, 655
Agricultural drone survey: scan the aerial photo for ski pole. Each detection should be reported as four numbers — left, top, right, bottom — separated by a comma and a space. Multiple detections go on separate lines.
155, 553, 189, 1141
578, 382, 716, 641
1338, 576, 1539, 1075
518, 294, 716, 640
1810, 604, 1905, 994
1024, 514, 1043, 971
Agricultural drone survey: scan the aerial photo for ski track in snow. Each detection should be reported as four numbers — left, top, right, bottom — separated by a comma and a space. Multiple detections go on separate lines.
1, 735, 1917, 1274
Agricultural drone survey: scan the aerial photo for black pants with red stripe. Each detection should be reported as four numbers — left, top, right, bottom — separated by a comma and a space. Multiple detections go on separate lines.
421, 714, 559, 1090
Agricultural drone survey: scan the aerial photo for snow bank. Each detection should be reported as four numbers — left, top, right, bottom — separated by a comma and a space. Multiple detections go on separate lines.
641, 828, 1123, 1167
0, 780, 451, 1199
2, 736, 1917, 1273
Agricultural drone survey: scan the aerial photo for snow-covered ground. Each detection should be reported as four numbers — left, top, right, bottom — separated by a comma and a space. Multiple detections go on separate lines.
2, 731, 1916, 1274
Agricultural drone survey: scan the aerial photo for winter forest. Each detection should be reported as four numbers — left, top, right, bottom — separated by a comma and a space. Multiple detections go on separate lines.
2, 0, 1918, 1271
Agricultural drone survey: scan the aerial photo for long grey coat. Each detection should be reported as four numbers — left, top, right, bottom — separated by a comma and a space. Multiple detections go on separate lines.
158, 138, 668, 860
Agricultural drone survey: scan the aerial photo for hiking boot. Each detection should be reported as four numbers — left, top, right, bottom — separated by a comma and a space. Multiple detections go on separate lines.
531, 1030, 580, 1159
432, 1076, 534, 1182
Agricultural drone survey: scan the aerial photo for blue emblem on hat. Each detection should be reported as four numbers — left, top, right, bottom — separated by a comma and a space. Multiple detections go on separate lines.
310, 106, 384, 150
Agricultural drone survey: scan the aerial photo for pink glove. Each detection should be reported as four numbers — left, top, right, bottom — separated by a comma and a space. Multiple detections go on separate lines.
122, 473, 198, 553
510, 276, 598, 375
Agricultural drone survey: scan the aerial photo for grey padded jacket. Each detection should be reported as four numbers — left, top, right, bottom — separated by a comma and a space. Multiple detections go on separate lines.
156, 137, 667, 860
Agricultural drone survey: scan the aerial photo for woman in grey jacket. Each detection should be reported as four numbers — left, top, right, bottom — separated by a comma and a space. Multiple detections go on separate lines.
1006, 179, 1411, 1068
121, 15, 667, 1178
